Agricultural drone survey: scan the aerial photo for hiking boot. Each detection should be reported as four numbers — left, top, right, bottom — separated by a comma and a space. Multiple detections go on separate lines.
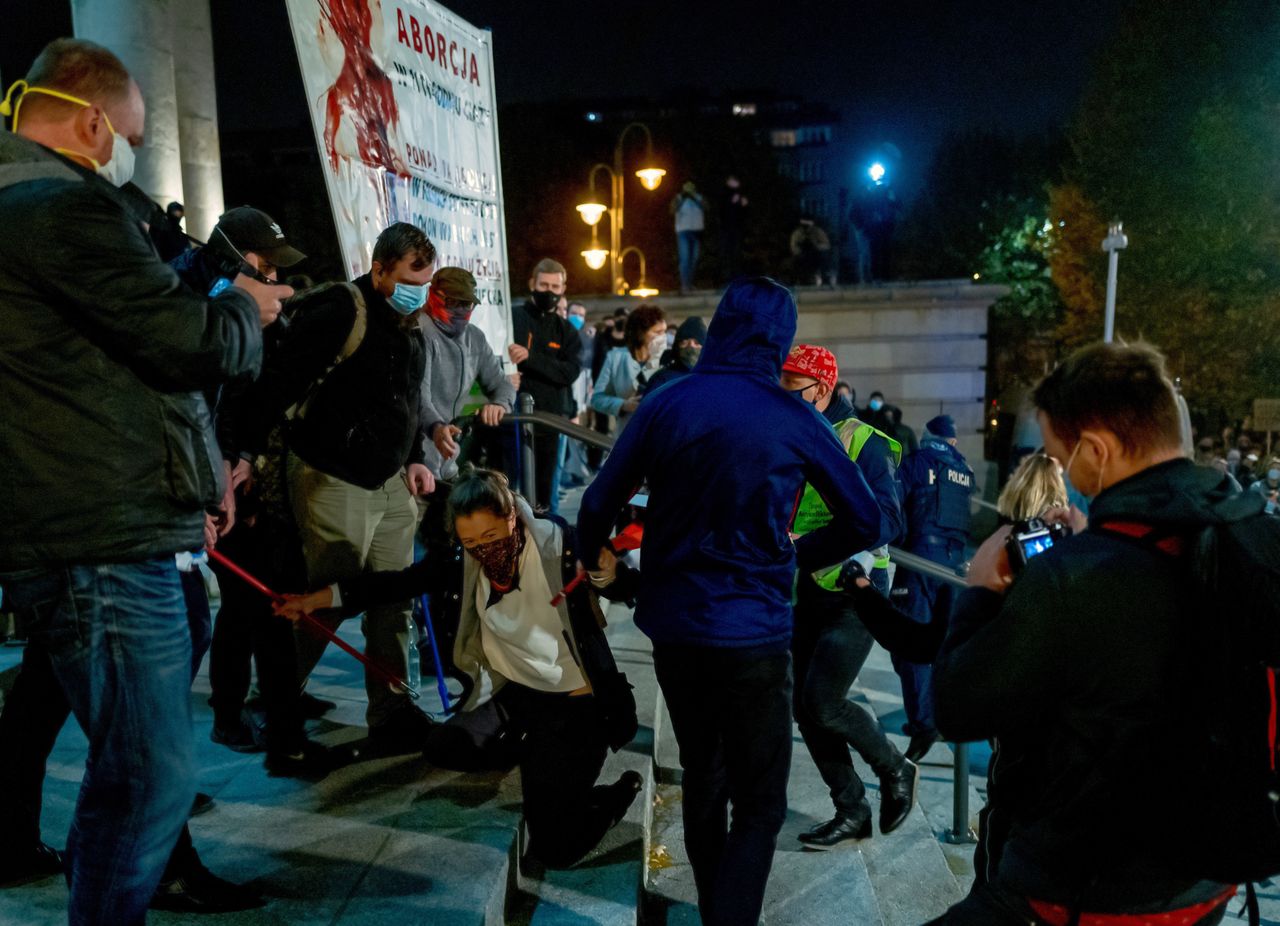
798, 814, 872, 850
150, 858, 265, 913
879, 760, 918, 835
0, 842, 64, 888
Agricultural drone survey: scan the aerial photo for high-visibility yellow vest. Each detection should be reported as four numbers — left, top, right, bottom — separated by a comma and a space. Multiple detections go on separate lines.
793, 418, 901, 590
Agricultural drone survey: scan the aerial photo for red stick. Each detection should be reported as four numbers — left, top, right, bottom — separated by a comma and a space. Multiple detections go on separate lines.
206, 549, 419, 699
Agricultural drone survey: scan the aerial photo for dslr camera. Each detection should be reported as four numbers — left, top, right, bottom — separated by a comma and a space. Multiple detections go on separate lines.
1006, 517, 1072, 575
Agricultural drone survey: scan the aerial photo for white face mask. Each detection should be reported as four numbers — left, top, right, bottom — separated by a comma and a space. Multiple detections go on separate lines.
96, 130, 136, 187
1064, 437, 1106, 498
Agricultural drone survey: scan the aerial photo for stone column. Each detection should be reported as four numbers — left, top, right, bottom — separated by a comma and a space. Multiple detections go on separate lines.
172, 0, 223, 241
72, 0, 185, 211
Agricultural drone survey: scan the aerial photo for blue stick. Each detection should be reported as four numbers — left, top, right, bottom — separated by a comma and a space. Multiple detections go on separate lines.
417, 593, 451, 712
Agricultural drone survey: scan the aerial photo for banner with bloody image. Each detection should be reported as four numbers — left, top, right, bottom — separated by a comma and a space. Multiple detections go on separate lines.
284, 0, 512, 355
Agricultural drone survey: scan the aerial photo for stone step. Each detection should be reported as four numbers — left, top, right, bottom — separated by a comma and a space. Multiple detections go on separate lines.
645, 654, 965, 926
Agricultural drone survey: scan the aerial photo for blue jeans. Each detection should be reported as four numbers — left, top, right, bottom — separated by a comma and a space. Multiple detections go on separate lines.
677, 230, 701, 290
0, 558, 195, 926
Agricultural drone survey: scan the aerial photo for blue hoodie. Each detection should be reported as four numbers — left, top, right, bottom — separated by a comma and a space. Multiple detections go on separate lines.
577, 278, 887, 650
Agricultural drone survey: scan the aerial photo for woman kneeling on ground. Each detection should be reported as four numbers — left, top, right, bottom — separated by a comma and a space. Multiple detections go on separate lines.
275, 466, 641, 868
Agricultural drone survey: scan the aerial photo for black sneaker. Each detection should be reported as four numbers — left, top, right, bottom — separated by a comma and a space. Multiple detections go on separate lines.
265, 740, 335, 780
190, 792, 216, 818
369, 703, 436, 755
298, 691, 337, 719
150, 859, 265, 913
0, 842, 64, 888
798, 814, 872, 850
211, 718, 261, 753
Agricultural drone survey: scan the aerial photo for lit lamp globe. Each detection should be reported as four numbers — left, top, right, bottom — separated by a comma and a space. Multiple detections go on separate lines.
581, 247, 609, 271
576, 202, 607, 226
630, 282, 660, 298
868, 162, 886, 184
635, 167, 666, 191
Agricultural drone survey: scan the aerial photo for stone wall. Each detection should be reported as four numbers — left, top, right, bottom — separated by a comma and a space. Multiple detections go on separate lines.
574, 280, 1004, 470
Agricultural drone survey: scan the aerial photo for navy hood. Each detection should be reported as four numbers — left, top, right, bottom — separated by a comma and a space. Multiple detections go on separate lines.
697, 277, 797, 381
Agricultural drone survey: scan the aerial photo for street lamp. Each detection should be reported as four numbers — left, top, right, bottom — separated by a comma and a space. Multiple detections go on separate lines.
868, 162, 886, 184
620, 246, 658, 297
1101, 220, 1128, 343
574, 122, 664, 294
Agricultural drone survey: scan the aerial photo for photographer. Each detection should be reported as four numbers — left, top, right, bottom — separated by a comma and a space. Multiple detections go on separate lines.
929, 342, 1247, 924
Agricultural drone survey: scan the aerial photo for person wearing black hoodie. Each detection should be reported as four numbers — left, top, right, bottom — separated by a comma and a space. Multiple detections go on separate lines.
930, 342, 1247, 924
578, 277, 890, 926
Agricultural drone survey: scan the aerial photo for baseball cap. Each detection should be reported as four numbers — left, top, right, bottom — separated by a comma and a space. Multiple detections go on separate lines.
214, 206, 305, 267
432, 267, 478, 304
781, 344, 838, 390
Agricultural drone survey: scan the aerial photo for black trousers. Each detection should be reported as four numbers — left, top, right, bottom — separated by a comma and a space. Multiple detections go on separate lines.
495, 683, 615, 869
653, 643, 792, 926
792, 584, 903, 819
207, 521, 307, 753
0, 569, 211, 882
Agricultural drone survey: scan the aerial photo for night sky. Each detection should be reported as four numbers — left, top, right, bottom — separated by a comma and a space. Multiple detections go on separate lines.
3, 0, 1127, 200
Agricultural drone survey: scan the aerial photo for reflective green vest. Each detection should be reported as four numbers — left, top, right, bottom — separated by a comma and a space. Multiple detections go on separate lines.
794, 417, 901, 590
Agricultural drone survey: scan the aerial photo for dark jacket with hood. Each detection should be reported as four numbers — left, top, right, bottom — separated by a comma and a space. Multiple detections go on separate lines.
577, 278, 890, 650
0, 129, 262, 569
511, 296, 582, 417
233, 274, 428, 489
935, 459, 1249, 910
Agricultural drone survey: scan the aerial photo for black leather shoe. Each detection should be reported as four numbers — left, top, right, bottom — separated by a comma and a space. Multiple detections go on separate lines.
265, 740, 334, 780
607, 770, 644, 827
904, 731, 940, 763
190, 792, 215, 818
150, 859, 265, 913
210, 718, 260, 753
797, 814, 872, 850
0, 842, 64, 888
369, 703, 436, 755
879, 760, 918, 835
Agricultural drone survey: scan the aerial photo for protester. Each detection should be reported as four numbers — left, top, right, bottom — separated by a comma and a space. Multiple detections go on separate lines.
644, 316, 706, 394
887, 405, 920, 455
1249, 457, 1280, 515
276, 467, 642, 868
508, 258, 583, 513
0, 38, 283, 924
671, 180, 706, 292
780, 345, 916, 850
891, 414, 974, 762
234, 221, 437, 756
718, 174, 748, 282
996, 453, 1069, 523
931, 341, 1252, 924
150, 199, 191, 260
591, 304, 667, 431
419, 267, 516, 483
578, 277, 889, 926
789, 216, 832, 286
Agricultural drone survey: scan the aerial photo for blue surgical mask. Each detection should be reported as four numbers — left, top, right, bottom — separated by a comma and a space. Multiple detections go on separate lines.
568, 314, 585, 330
869, 398, 884, 412
388, 282, 428, 314
1269, 469, 1280, 483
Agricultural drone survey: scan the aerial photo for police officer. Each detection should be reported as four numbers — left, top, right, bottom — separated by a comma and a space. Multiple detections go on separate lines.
892, 414, 974, 762
782, 345, 917, 849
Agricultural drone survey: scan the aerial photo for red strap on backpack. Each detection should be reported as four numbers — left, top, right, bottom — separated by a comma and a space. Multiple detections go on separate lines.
1095, 520, 1186, 557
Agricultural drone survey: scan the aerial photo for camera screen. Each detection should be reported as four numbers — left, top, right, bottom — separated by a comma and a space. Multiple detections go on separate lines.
1020, 533, 1054, 559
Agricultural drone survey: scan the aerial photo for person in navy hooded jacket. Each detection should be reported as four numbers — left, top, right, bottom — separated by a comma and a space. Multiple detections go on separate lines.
578, 277, 889, 926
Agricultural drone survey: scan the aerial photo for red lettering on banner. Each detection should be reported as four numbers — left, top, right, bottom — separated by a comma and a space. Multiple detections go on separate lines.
449, 41, 458, 76
396, 9, 409, 47
469, 52, 480, 85
393, 6, 483, 88
436, 31, 447, 69
410, 15, 424, 52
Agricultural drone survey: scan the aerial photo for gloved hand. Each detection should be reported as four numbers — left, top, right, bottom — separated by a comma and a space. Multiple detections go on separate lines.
837, 557, 870, 590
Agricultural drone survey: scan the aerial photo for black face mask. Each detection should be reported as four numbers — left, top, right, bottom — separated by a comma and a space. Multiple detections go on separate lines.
432, 314, 470, 338
529, 290, 558, 315
788, 384, 819, 407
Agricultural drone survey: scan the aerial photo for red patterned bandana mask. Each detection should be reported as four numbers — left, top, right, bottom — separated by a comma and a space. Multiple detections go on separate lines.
468, 525, 524, 593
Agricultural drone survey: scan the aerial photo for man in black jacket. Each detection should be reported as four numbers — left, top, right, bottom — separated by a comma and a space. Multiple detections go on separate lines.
507, 258, 583, 513
234, 222, 436, 754
0, 38, 282, 925
930, 342, 1241, 924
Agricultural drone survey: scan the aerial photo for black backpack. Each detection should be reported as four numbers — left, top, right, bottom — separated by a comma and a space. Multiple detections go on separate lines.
1098, 497, 1280, 892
